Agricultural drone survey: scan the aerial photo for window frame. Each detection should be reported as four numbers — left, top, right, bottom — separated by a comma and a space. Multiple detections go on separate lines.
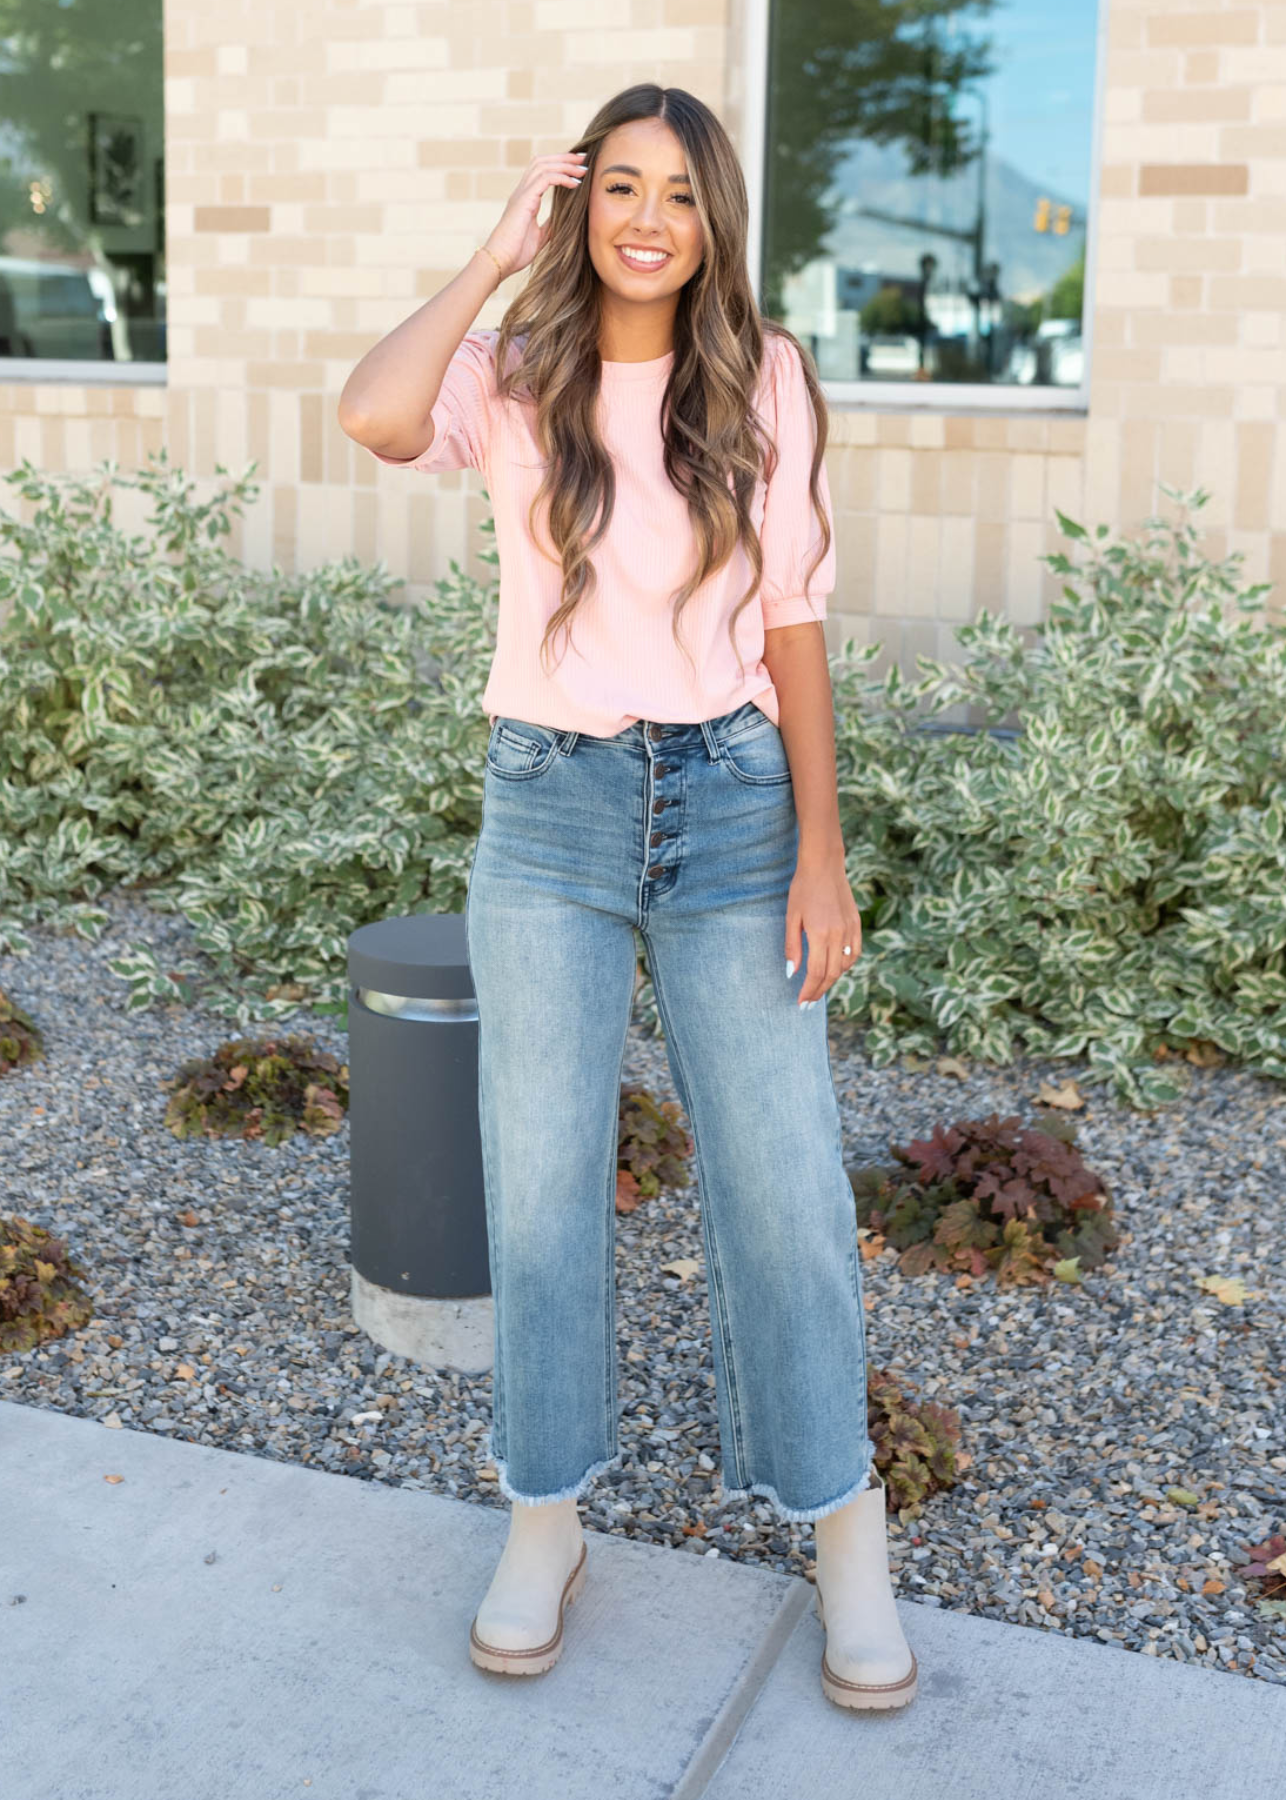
742, 0, 1108, 415
2, 357, 166, 386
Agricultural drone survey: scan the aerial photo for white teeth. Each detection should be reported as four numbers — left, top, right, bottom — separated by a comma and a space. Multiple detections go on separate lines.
619, 247, 669, 264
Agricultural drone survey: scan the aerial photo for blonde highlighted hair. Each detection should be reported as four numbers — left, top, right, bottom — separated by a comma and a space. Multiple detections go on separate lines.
488, 82, 832, 688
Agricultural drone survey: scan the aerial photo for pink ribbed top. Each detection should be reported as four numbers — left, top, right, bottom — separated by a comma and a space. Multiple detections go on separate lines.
369, 328, 835, 736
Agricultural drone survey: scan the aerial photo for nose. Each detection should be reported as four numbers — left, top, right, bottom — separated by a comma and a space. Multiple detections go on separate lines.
631, 192, 667, 233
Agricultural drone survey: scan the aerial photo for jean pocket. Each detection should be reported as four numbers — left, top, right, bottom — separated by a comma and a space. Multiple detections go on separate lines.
720, 720, 793, 786
486, 717, 561, 780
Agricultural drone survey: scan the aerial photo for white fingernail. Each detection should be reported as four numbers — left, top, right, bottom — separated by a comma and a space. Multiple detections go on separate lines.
785, 959, 795, 979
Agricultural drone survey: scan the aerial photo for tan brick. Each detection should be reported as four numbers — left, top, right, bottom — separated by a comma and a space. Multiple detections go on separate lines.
1146, 309, 1240, 348
1046, 453, 1085, 523
873, 512, 908, 615
836, 515, 875, 617
975, 453, 1010, 525
876, 447, 912, 512
1254, 87, 1286, 127
1267, 534, 1286, 610
1048, 419, 1088, 461
1097, 345, 1160, 388
909, 449, 941, 515
1237, 384, 1279, 426
1192, 419, 1237, 526
1138, 235, 1239, 273
193, 204, 272, 232
1146, 12, 1260, 50
1171, 197, 1209, 233
1006, 417, 1050, 455
1101, 273, 1175, 318
1235, 420, 1275, 530
940, 451, 976, 516
1010, 454, 1046, 521
1142, 86, 1252, 124
1209, 273, 1286, 309
1223, 46, 1286, 83
875, 414, 913, 449
1139, 163, 1249, 196
1214, 196, 1286, 240
832, 446, 876, 511
972, 416, 1009, 452
904, 521, 941, 619
1221, 125, 1286, 159
1007, 522, 1047, 625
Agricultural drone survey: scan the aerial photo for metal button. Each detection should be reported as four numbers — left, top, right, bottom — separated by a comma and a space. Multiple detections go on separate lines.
649, 831, 663, 847
655, 763, 673, 777
648, 724, 664, 740
652, 798, 667, 814
647, 865, 666, 878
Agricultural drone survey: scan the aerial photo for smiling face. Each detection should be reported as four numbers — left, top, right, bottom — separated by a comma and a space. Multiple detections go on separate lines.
586, 117, 705, 339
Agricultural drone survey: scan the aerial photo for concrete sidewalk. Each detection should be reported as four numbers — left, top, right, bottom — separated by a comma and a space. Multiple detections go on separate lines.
2, 1397, 1283, 1800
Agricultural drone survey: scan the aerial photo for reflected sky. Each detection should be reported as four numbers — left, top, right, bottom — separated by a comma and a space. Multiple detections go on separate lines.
763, 0, 1101, 385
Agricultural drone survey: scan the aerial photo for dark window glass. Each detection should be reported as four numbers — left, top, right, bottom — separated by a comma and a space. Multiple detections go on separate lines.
762, 0, 1098, 390
0, 1, 164, 364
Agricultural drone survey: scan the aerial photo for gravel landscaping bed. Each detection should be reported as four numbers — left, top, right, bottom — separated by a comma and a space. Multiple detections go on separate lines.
3, 886, 1284, 1685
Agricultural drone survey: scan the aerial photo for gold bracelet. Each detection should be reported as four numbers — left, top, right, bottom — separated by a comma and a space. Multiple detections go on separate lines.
475, 243, 506, 283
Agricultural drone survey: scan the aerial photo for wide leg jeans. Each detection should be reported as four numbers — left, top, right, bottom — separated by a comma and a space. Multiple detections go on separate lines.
463, 699, 876, 1524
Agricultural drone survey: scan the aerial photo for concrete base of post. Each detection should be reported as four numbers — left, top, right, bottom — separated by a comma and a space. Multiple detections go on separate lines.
350, 1267, 494, 1374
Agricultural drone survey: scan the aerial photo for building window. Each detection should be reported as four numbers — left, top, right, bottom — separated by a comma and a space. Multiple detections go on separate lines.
0, 0, 165, 375
760, 0, 1101, 403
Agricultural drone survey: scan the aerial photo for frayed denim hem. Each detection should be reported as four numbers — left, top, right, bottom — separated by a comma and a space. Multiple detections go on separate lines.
482, 1426, 623, 1507
720, 1460, 874, 1525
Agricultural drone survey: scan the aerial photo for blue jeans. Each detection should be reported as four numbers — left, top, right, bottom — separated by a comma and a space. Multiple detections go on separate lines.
464, 698, 876, 1524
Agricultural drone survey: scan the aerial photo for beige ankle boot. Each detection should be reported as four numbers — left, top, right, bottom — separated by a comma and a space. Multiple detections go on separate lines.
469, 1495, 588, 1676
812, 1469, 918, 1712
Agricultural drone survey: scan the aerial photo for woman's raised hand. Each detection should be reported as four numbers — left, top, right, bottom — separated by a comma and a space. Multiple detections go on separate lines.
481, 149, 587, 280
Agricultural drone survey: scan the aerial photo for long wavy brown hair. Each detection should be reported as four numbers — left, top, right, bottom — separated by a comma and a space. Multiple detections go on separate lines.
488, 83, 833, 688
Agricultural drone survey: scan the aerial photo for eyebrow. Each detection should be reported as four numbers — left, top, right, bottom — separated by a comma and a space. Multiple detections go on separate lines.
600, 163, 692, 183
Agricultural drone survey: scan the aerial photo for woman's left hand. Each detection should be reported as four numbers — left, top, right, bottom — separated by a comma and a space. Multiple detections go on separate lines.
785, 852, 863, 1007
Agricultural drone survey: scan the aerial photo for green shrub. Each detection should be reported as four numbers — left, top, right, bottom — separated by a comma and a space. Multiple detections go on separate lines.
824, 484, 1286, 1108
162, 1032, 349, 1145
0, 986, 43, 1076
0, 1215, 94, 1354
0, 452, 498, 1027
849, 1109, 1119, 1288
2, 461, 1284, 1108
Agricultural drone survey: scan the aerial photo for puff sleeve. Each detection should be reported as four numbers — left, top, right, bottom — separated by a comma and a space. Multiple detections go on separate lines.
757, 335, 836, 629
367, 328, 497, 475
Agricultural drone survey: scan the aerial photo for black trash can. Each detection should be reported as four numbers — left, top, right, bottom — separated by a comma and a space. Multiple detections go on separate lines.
345, 912, 493, 1374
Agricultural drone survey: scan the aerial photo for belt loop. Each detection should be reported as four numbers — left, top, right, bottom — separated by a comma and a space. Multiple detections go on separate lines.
699, 716, 722, 763
558, 728, 580, 756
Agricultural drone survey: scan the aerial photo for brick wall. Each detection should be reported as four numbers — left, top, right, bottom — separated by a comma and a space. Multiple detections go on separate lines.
0, 0, 1282, 690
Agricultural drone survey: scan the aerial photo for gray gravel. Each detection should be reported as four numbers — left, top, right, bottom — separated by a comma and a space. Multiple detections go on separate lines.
2, 886, 1285, 1685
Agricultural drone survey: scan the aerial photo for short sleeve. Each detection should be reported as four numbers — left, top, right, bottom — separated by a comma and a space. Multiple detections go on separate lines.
367, 328, 498, 475
757, 335, 836, 629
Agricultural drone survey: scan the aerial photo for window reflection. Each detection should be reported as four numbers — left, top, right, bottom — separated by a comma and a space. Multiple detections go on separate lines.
0, 2, 164, 363
762, 0, 1097, 390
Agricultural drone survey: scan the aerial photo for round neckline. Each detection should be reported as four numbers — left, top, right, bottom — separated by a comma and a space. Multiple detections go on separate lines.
600, 348, 674, 383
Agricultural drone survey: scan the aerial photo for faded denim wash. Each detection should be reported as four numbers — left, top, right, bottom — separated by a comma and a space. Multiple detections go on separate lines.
463, 698, 876, 1524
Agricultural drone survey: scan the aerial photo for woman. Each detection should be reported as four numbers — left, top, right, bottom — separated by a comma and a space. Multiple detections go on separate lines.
338, 83, 917, 1713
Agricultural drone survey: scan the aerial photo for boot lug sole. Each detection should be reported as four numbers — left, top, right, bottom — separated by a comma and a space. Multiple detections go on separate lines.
815, 1584, 919, 1712
469, 1539, 588, 1676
